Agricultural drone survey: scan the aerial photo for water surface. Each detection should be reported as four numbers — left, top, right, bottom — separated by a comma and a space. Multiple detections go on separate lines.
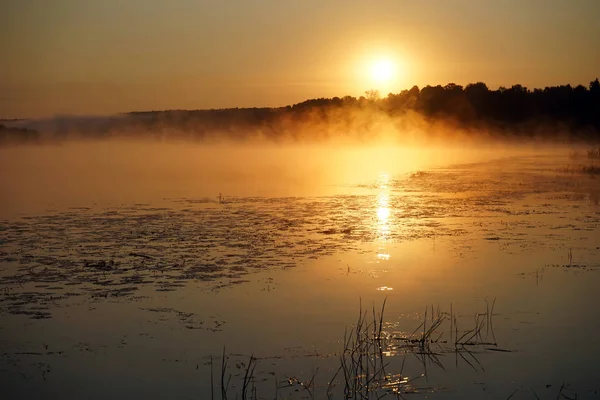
1, 143, 599, 399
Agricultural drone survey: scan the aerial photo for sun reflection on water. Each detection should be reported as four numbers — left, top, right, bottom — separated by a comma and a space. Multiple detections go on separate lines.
377, 199, 390, 221
374, 171, 394, 296
375, 173, 392, 242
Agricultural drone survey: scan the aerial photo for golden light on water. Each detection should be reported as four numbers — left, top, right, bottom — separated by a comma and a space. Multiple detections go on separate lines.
377, 172, 390, 189
376, 173, 392, 241
377, 203, 391, 221
374, 173, 394, 290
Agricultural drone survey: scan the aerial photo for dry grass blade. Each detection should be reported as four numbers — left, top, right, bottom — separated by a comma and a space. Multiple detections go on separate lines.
220, 347, 230, 400
326, 364, 343, 400
557, 381, 565, 400
241, 354, 256, 400
209, 299, 504, 399
506, 388, 519, 399
210, 355, 214, 400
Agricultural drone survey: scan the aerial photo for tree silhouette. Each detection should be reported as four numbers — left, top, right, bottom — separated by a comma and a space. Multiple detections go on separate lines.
126, 78, 600, 141
365, 89, 381, 102
6, 78, 600, 145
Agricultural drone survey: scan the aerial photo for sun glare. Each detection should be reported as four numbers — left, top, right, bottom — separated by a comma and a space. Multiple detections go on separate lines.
350, 48, 408, 93
370, 59, 395, 83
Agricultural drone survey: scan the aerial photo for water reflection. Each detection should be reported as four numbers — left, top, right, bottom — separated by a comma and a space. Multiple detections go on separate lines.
375, 173, 392, 242
3, 150, 600, 399
376, 197, 390, 222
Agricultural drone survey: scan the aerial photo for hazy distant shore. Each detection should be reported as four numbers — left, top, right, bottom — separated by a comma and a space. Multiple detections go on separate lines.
2, 79, 599, 145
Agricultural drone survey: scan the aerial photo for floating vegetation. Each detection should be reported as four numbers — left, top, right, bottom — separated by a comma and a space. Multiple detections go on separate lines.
581, 165, 600, 175
545, 248, 600, 271
559, 163, 600, 176
1, 153, 598, 398
587, 147, 600, 159
2, 154, 600, 320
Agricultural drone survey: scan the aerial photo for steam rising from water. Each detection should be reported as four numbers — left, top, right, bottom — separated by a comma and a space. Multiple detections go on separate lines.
1, 139, 572, 218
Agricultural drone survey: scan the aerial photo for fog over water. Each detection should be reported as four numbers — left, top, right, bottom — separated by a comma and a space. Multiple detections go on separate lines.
0, 139, 546, 217
3, 1, 600, 396
1, 134, 599, 399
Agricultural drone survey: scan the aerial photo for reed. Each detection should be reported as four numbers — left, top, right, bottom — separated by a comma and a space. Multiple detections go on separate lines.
211, 298, 506, 399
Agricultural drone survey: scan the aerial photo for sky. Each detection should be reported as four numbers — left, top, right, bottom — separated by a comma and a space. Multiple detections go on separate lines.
1, 0, 599, 118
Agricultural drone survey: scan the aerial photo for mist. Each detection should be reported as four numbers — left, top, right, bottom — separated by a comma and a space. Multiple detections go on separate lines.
3, 78, 600, 148
2, 94, 599, 400
1, 133, 585, 221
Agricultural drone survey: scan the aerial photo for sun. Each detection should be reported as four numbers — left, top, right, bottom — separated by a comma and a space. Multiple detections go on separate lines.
370, 59, 395, 84
351, 50, 407, 92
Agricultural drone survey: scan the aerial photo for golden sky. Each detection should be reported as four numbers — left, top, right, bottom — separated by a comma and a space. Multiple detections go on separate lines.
1, 0, 599, 117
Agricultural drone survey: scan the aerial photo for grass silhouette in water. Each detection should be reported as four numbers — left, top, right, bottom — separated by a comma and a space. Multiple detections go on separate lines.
208, 298, 517, 399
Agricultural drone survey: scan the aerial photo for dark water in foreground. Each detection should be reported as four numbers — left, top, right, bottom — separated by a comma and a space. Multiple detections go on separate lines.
1, 145, 599, 399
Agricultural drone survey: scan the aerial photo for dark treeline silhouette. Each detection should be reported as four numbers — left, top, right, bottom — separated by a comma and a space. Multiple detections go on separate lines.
2, 79, 600, 144
385, 79, 600, 135
0, 124, 39, 145
126, 78, 600, 142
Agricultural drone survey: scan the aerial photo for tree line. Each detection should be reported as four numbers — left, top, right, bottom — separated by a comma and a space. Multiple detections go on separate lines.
127, 78, 600, 141
2, 78, 600, 144
288, 78, 600, 134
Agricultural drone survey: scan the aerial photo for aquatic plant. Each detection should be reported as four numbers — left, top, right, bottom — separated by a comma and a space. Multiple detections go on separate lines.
210, 299, 504, 399
587, 147, 600, 159
581, 165, 600, 175
558, 163, 600, 176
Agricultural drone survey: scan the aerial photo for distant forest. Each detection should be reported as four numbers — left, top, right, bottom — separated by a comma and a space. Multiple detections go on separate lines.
2, 79, 600, 144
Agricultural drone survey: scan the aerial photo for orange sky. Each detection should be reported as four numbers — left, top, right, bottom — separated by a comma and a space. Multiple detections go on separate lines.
1, 0, 599, 118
